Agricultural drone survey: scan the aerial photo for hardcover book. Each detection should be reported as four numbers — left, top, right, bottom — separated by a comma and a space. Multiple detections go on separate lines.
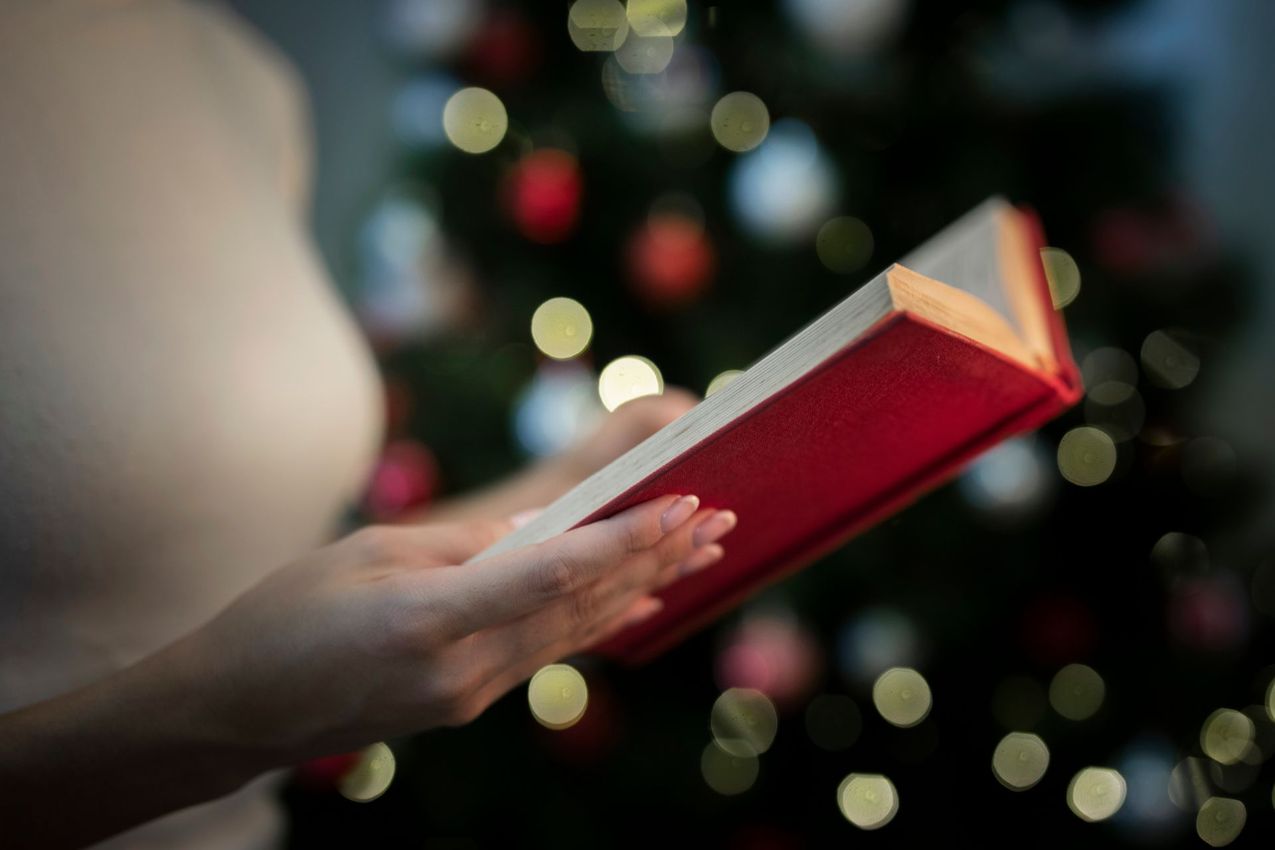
465, 196, 1084, 663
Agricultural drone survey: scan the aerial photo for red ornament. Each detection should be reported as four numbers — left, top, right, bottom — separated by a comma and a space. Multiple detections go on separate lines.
362, 439, 440, 520
503, 149, 583, 244
626, 213, 715, 309
293, 751, 362, 790
463, 8, 542, 87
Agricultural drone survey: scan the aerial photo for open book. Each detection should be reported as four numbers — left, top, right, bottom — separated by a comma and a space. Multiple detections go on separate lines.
465, 197, 1083, 663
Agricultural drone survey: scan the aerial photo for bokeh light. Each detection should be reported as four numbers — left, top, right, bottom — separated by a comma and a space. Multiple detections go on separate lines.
615, 31, 675, 74
1084, 381, 1145, 442
785, 0, 910, 57
1141, 329, 1199, 389
836, 774, 899, 830
710, 92, 770, 153
627, 0, 688, 37
959, 435, 1054, 523
531, 296, 593, 360
804, 694, 862, 752
442, 86, 508, 153
706, 369, 744, 398
338, 742, 397, 803
567, 0, 629, 52
711, 687, 779, 756
714, 612, 823, 709
1067, 767, 1127, 822
528, 663, 589, 730
504, 149, 584, 244
1081, 346, 1139, 390
392, 73, 460, 149
1048, 663, 1104, 721
381, 0, 484, 59
837, 606, 921, 684
1113, 737, 1179, 834
1199, 709, 1256, 766
701, 740, 759, 795
598, 355, 664, 411
728, 119, 838, 244
871, 667, 931, 728
1196, 797, 1246, 847
992, 732, 1050, 790
815, 215, 874, 274
1056, 426, 1117, 486
514, 360, 605, 457
1040, 246, 1081, 308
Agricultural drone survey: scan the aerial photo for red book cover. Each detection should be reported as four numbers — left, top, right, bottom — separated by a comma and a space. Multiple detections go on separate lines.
467, 199, 1083, 664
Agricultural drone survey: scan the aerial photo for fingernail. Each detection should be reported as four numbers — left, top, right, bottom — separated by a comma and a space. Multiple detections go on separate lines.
678, 543, 724, 577
692, 510, 737, 547
510, 507, 545, 529
660, 494, 700, 534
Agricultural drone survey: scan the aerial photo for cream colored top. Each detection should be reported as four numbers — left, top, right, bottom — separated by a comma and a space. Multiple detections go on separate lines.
0, 1, 384, 846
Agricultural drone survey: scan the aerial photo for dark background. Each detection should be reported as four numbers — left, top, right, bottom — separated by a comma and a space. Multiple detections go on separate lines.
226, 1, 1275, 846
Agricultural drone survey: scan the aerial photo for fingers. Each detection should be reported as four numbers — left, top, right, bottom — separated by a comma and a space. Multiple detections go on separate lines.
473, 504, 718, 668
432, 493, 694, 636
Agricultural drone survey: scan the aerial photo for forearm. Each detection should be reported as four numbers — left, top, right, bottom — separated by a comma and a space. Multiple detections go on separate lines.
0, 636, 272, 849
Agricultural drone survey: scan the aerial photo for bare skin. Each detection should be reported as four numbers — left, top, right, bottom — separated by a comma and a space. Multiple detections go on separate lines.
0, 390, 736, 849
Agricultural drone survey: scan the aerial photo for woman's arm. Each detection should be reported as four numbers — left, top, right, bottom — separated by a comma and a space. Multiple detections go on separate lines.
0, 635, 270, 848
0, 493, 733, 849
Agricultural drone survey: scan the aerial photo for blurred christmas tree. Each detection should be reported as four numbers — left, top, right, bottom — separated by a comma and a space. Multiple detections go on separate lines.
283, 1, 1274, 847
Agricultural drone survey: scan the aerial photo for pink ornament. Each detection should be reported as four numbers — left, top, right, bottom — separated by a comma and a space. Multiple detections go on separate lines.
363, 439, 440, 520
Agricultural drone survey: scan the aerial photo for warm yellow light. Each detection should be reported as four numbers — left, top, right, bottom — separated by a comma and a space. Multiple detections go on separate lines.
338, 742, 397, 803
1197, 797, 1246, 847
1049, 663, 1105, 721
528, 663, 588, 730
837, 774, 898, 830
530, 297, 593, 360
1040, 247, 1081, 308
1057, 426, 1117, 486
615, 31, 675, 74
598, 355, 664, 411
710, 92, 770, 153
1141, 329, 1199, 389
701, 740, 759, 795
1200, 709, 1256, 766
1067, 767, 1126, 822
568, 0, 629, 52
442, 87, 508, 154
626, 0, 687, 36
705, 369, 744, 398
816, 216, 874, 274
711, 687, 778, 757
992, 732, 1050, 790
871, 667, 931, 728
1267, 678, 1275, 723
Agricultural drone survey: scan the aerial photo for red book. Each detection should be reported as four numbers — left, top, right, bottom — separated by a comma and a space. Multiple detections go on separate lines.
467, 197, 1083, 663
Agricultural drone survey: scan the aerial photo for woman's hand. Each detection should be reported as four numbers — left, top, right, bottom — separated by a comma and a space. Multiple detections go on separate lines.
170, 491, 734, 770
1, 493, 735, 848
